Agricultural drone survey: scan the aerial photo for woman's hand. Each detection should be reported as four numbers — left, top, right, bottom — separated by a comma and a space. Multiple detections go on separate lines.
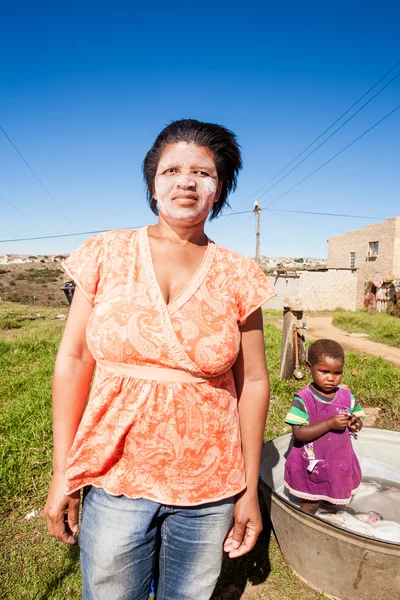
223, 490, 262, 558
44, 472, 81, 545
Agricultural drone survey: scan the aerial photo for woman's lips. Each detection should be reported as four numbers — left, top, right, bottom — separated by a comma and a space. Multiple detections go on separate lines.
173, 195, 198, 203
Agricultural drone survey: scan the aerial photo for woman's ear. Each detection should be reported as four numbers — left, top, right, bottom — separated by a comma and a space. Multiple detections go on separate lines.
306, 361, 312, 374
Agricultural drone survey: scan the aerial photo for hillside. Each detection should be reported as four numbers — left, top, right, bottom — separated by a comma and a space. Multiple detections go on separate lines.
0, 262, 71, 307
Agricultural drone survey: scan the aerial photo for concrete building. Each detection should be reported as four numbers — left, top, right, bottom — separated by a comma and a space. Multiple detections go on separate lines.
327, 217, 400, 310
266, 269, 358, 312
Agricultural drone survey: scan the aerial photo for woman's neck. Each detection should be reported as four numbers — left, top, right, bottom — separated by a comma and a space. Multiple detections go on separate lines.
150, 216, 209, 246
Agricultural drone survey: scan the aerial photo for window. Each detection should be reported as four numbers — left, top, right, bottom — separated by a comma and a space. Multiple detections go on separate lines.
350, 252, 356, 268
368, 241, 379, 258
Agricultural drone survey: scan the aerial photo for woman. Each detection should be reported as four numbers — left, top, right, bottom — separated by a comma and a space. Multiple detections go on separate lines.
45, 119, 276, 600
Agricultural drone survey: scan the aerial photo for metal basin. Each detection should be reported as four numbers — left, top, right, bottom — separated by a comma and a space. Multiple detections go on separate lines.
260, 428, 400, 600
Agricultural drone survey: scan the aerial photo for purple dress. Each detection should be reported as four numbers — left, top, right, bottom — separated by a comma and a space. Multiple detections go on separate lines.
284, 386, 362, 505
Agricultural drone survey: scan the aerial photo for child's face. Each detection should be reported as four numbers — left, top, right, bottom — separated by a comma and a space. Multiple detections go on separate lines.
308, 355, 344, 395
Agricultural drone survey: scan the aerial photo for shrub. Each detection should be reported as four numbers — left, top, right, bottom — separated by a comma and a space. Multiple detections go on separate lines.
387, 302, 400, 318
0, 318, 23, 330
7, 294, 32, 303
18, 268, 64, 284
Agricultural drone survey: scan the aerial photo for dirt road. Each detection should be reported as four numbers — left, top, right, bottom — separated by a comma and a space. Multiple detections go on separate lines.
265, 315, 400, 369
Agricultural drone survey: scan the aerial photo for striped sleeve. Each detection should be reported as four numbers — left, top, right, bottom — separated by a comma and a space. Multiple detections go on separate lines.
284, 395, 309, 425
350, 393, 366, 418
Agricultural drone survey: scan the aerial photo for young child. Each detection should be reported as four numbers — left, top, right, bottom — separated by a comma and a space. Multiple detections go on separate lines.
284, 339, 365, 514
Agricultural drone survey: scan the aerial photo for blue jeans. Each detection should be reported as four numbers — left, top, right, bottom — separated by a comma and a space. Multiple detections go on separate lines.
79, 487, 235, 600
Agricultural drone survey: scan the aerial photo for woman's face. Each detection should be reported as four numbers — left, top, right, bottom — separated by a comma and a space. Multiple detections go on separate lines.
153, 142, 221, 225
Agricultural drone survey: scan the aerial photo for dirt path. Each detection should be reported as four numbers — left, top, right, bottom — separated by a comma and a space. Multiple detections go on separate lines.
264, 315, 400, 368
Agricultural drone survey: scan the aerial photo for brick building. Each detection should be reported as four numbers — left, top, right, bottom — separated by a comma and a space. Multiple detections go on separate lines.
327, 217, 400, 309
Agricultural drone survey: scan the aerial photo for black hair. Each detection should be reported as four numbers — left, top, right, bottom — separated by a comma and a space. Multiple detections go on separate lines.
142, 119, 243, 219
307, 339, 345, 366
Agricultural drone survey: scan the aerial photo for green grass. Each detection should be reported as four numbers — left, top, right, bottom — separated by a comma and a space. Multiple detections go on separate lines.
0, 302, 68, 342
1, 305, 399, 599
263, 322, 400, 434
333, 309, 400, 347
262, 309, 283, 317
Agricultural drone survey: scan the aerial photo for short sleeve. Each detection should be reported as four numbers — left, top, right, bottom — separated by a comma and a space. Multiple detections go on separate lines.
62, 234, 105, 305
284, 395, 309, 425
349, 393, 366, 418
236, 256, 276, 325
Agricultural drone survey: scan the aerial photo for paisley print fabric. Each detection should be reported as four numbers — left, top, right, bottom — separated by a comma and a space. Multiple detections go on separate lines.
62, 227, 276, 505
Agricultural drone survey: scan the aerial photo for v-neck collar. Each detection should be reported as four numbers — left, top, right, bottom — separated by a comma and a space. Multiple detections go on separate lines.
139, 225, 216, 316
138, 226, 217, 375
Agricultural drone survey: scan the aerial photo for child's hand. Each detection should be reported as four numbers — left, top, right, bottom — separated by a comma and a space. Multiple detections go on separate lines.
328, 414, 349, 431
348, 415, 362, 432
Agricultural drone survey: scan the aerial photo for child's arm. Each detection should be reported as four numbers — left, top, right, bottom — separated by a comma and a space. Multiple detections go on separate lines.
348, 393, 365, 432
348, 415, 363, 432
292, 414, 349, 442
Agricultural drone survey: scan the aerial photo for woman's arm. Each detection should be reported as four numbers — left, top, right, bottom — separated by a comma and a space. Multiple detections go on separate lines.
44, 288, 96, 544
224, 308, 270, 558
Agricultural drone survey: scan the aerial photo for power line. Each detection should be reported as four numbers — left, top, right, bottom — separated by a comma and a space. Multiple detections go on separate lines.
256, 69, 400, 203
218, 208, 386, 220
221, 59, 400, 222
0, 226, 145, 244
219, 209, 254, 217
0, 125, 73, 225
265, 101, 400, 208
263, 209, 386, 220
269, 210, 342, 234
0, 195, 44, 231
221, 213, 255, 236
0, 206, 389, 244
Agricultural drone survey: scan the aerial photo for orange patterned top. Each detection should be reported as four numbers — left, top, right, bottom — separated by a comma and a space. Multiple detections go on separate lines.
62, 227, 276, 505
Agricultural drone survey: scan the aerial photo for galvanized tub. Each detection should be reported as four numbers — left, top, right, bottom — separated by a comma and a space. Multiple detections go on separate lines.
260, 428, 400, 600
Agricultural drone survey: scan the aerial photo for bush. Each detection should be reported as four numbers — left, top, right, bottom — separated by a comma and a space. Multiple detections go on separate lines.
7, 294, 31, 303
387, 302, 400, 318
22, 268, 64, 284
0, 318, 23, 330
0, 269, 10, 275
9, 281, 16, 287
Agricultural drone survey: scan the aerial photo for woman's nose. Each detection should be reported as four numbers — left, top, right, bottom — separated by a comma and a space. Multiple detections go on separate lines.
176, 175, 195, 188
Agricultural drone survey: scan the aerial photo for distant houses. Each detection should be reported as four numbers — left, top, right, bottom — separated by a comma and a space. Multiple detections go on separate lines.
0, 254, 69, 264
259, 256, 327, 271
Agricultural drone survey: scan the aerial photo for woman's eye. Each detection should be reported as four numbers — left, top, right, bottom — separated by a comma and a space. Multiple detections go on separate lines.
165, 168, 177, 174
195, 170, 209, 176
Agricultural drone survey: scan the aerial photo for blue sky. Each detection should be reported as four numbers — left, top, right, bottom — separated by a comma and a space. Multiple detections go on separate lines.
1, 0, 399, 258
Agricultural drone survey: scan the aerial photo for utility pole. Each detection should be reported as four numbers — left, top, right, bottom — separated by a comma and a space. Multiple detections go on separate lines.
253, 201, 261, 264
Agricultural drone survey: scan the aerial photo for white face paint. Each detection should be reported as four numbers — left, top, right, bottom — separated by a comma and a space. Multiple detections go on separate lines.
154, 142, 220, 224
